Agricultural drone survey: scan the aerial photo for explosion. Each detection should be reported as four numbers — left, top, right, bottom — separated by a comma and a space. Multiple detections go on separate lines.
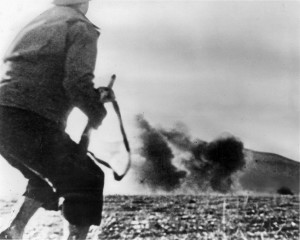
135, 115, 186, 192
203, 135, 245, 192
134, 116, 246, 193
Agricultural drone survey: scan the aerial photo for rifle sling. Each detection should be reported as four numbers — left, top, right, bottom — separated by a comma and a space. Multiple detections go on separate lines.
88, 100, 131, 181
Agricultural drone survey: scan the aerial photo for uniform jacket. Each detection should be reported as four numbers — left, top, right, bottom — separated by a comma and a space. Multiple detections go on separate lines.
0, 6, 106, 129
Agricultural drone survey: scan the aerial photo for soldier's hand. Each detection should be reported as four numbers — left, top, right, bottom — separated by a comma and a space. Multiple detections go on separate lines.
98, 87, 116, 103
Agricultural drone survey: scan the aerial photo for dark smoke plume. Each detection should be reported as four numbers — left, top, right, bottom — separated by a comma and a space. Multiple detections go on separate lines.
204, 136, 245, 192
135, 116, 246, 193
160, 127, 246, 193
135, 115, 186, 191
183, 135, 245, 193
159, 128, 211, 191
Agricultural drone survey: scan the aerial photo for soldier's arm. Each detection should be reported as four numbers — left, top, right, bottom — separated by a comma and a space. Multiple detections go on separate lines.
63, 21, 106, 129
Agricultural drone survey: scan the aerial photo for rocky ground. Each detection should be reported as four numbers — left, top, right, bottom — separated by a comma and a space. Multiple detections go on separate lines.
0, 195, 299, 239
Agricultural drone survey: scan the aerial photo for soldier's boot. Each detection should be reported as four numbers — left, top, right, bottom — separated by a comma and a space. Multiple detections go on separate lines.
0, 197, 42, 239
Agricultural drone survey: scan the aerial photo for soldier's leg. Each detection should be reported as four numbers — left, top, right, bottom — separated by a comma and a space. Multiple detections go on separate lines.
34, 131, 105, 240
0, 107, 105, 240
0, 175, 59, 239
0, 106, 60, 238
36, 127, 105, 239
0, 197, 42, 239
58, 165, 105, 240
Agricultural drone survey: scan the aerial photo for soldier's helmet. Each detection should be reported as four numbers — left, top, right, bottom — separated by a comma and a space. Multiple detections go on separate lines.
53, 0, 90, 5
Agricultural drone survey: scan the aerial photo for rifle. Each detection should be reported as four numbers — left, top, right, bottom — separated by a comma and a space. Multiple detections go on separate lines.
79, 75, 131, 181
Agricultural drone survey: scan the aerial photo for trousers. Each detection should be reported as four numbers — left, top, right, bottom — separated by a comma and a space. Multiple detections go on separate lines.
0, 106, 104, 226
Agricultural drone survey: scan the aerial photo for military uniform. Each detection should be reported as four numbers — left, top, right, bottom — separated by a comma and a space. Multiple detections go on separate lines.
0, 5, 105, 226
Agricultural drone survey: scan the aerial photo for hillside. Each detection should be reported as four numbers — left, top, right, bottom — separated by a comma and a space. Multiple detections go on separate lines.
240, 150, 300, 194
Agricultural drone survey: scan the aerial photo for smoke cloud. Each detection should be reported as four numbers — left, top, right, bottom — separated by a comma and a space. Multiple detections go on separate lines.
159, 122, 195, 152
134, 116, 246, 193
135, 115, 186, 192
204, 135, 245, 192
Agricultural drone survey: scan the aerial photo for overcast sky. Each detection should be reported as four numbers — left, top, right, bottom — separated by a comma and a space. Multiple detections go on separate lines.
0, 0, 299, 196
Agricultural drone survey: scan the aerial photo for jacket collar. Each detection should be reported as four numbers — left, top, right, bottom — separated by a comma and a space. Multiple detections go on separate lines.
54, 6, 100, 30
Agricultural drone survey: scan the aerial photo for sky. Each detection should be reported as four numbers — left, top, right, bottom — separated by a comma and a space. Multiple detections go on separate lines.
0, 0, 299, 196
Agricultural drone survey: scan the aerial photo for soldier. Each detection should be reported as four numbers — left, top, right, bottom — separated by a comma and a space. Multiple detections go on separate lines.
0, 0, 114, 239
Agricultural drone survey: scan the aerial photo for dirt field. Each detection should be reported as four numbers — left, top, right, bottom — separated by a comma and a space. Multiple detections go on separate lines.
0, 195, 299, 240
